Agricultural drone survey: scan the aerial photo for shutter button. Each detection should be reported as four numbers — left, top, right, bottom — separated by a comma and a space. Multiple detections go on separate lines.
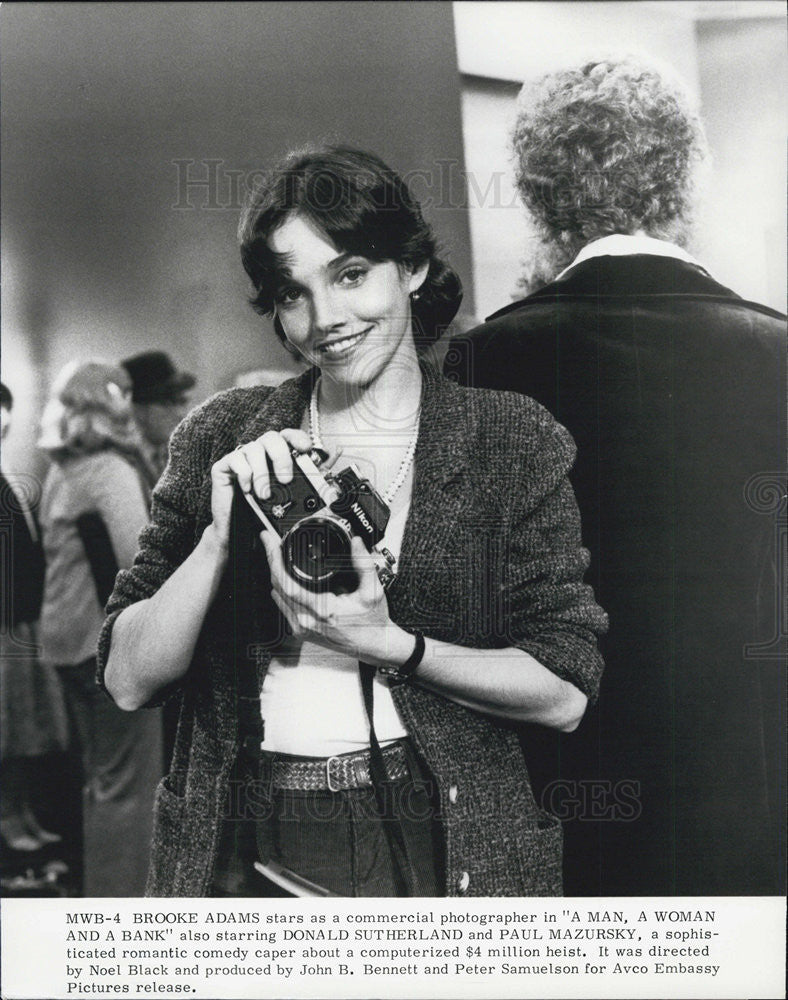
457, 871, 470, 894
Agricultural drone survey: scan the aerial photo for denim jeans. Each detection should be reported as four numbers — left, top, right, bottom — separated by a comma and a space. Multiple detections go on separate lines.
212, 740, 444, 897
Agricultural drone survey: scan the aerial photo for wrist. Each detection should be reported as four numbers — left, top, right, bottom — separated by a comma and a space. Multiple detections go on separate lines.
376, 629, 426, 683
200, 522, 230, 564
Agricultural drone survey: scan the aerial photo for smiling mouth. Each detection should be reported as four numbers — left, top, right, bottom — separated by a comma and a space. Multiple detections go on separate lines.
317, 327, 372, 357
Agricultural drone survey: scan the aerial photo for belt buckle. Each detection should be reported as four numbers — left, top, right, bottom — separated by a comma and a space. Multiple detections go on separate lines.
325, 755, 342, 793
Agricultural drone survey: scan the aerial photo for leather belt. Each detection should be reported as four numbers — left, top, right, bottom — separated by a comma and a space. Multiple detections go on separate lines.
260, 741, 410, 792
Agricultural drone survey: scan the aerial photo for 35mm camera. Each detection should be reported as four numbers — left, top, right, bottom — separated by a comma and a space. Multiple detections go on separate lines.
240, 447, 394, 593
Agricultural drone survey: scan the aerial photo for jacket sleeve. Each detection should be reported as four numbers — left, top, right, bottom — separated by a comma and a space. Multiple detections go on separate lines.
95, 400, 216, 698
498, 396, 607, 702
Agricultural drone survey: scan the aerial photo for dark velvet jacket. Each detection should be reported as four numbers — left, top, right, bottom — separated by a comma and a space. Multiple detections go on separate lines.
447, 255, 787, 896
98, 362, 606, 897
0, 471, 45, 628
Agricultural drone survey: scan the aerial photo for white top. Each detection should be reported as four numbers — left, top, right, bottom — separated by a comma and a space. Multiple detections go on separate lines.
259, 498, 410, 756
554, 233, 706, 281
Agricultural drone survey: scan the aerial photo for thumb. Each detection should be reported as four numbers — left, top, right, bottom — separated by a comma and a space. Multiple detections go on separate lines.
260, 529, 281, 569
351, 535, 379, 601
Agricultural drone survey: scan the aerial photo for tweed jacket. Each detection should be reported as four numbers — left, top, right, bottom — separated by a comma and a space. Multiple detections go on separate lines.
448, 256, 787, 896
98, 362, 606, 897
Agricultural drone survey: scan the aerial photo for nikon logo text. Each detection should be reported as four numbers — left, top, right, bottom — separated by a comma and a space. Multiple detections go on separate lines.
351, 502, 373, 534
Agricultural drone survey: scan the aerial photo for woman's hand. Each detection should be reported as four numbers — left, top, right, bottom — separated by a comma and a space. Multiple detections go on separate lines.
262, 531, 407, 666
209, 428, 313, 544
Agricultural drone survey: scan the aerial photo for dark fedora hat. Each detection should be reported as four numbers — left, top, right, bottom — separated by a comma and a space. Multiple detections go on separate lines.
121, 351, 195, 404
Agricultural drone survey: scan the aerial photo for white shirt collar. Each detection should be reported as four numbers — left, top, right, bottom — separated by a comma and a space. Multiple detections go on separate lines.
555, 234, 705, 281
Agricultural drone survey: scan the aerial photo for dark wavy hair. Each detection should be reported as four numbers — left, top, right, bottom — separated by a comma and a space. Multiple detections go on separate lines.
238, 145, 462, 348
512, 57, 709, 268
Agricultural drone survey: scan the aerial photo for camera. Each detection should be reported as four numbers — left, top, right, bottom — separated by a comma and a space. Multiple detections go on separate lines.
240, 447, 395, 593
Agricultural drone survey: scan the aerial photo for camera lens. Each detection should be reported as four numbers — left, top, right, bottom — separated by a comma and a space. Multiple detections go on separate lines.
282, 516, 353, 591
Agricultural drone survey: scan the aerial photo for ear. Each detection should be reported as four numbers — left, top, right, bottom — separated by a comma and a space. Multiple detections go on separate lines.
408, 260, 429, 295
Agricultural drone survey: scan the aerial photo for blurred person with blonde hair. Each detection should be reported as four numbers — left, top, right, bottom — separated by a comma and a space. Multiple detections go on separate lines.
449, 55, 786, 896
38, 361, 162, 895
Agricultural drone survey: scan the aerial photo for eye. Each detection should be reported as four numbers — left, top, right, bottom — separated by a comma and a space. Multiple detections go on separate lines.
338, 265, 368, 286
275, 286, 303, 306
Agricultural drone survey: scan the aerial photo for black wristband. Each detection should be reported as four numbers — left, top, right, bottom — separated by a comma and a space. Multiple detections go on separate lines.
377, 631, 425, 682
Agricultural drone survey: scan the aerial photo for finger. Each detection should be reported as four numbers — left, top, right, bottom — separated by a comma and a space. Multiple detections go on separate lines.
322, 444, 345, 470
351, 536, 382, 605
297, 611, 316, 633
270, 587, 302, 636
240, 439, 274, 500
272, 586, 316, 636
259, 430, 296, 487
213, 448, 254, 494
311, 588, 338, 625
260, 530, 289, 586
261, 531, 323, 613
279, 428, 313, 455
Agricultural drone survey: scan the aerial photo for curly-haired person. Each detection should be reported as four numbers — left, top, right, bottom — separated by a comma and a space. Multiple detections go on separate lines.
448, 56, 786, 897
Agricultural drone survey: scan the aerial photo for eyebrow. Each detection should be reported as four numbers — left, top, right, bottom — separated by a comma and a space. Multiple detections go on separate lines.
327, 251, 357, 270
272, 250, 362, 286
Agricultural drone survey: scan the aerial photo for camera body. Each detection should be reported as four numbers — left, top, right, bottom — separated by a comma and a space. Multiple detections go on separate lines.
241, 447, 393, 593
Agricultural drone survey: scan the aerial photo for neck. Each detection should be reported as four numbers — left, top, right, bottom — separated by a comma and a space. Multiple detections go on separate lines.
317, 349, 423, 433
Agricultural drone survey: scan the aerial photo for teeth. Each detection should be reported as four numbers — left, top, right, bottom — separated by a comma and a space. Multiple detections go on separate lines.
320, 332, 364, 354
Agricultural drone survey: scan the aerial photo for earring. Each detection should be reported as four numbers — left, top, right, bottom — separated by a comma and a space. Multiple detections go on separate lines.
410, 290, 421, 301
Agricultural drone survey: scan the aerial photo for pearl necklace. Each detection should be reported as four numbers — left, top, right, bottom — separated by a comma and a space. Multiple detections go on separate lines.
309, 377, 419, 505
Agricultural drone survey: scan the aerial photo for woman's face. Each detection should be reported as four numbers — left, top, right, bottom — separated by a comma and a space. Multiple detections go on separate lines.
269, 214, 427, 386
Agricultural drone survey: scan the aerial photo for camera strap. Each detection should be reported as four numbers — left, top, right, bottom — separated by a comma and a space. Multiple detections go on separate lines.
359, 662, 419, 897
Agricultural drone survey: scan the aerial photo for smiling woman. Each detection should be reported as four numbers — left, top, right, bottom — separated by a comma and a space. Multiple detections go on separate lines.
97, 145, 607, 898
268, 215, 426, 384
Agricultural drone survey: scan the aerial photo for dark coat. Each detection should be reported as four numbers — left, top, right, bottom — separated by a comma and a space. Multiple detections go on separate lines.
0, 471, 45, 628
447, 255, 787, 895
98, 362, 606, 897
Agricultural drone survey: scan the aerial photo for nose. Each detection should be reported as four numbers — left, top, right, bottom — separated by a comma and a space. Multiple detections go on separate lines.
310, 286, 346, 335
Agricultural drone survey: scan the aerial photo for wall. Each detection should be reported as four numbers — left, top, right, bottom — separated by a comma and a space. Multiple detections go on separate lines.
0, 2, 472, 475
454, 1, 702, 317
454, 1, 701, 89
454, 2, 786, 319
695, 16, 787, 311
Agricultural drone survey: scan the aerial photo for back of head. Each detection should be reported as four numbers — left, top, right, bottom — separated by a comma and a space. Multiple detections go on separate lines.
238, 144, 462, 347
38, 360, 141, 461
512, 56, 708, 270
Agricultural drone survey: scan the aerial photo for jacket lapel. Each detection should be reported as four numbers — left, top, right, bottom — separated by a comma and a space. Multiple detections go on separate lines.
388, 363, 471, 629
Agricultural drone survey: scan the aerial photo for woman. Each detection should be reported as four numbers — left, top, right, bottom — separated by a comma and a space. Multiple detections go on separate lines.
38, 361, 163, 895
100, 146, 607, 897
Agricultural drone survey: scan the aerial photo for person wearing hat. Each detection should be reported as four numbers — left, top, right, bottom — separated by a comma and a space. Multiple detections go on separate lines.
121, 351, 196, 479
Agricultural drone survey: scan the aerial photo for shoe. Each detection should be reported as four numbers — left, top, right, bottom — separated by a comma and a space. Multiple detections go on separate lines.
1, 831, 43, 852
21, 805, 62, 845
1, 869, 43, 892
1, 816, 43, 852
34, 828, 63, 845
